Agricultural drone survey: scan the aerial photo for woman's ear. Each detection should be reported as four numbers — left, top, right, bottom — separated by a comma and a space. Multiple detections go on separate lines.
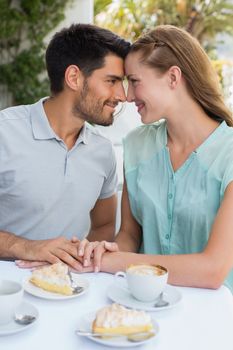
64, 65, 83, 91
168, 66, 182, 89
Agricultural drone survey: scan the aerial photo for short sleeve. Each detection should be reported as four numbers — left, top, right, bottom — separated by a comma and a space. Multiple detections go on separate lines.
99, 144, 118, 199
123, 125, 148, 174
123, 121, 166, 174
221, 162, 233, 194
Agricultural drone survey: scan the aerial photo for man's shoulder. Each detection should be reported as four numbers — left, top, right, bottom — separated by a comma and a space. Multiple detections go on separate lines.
0, 104, 30, 124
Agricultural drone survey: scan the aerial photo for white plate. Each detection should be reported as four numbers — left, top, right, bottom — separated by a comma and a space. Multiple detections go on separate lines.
76, 311, 159, 348
23, 273, 89, 300
0, 301, 38, 336
107, 284, 182, 311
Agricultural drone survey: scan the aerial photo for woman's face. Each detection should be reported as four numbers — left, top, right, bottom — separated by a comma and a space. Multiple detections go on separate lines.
125, 52, 173, 124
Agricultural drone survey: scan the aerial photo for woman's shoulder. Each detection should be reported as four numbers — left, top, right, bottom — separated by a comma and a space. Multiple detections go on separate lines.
123, 120, 166, 171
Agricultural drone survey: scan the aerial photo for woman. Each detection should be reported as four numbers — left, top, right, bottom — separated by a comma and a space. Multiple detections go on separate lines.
77, 24, 233, 292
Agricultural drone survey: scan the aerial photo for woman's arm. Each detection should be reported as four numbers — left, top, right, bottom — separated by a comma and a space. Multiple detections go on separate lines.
115, 181, 142, 252
101, 182, 233, 290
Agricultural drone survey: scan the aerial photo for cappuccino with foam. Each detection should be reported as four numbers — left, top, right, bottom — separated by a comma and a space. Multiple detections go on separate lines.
115, 264, 168, 302
127, 264, 166, 276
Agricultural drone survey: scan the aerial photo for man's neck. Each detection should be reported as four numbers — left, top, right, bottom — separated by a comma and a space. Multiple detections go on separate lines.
43, 94, 84, 150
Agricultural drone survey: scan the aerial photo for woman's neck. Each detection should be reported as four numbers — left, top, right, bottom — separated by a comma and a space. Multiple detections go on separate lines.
166, 98, 220, 152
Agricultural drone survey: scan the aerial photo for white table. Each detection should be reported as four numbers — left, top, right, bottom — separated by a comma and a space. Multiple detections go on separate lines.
1, 261, 233, 350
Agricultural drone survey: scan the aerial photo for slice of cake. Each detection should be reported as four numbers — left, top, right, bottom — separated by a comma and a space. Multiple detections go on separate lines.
29, 262, 73, 295
92, 304, 153, 335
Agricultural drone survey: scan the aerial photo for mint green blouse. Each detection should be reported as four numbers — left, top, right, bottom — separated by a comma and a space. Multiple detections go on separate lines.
123, 120, 233, 293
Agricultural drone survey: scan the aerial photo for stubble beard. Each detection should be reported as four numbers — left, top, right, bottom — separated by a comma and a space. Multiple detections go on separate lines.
73, 79, 114, 126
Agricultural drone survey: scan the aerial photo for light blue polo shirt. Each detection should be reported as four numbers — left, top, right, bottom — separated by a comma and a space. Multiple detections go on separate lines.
123, 120, 233, 293
0, 98, 117, 240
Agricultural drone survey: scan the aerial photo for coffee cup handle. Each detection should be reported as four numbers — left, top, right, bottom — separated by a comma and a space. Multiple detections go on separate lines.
114, 271, 128, 292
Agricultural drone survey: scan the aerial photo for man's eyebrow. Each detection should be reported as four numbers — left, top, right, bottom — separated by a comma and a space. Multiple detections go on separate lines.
106, 74, 124, 81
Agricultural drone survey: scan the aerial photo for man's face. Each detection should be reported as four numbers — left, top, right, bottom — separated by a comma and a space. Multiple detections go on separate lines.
74, 54, 126, 126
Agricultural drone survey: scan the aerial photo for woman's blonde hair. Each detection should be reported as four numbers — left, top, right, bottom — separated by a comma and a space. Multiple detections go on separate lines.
130, 25, 233, 126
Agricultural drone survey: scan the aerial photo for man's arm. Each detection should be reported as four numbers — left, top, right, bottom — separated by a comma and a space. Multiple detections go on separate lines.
86, 140, 118, 242
0, 230, 82, 270
86, 194, 117, 242
79, 181, 142, 270
76, 194, 117, 268
0, 231, 29, 259
12, 194, 117, 270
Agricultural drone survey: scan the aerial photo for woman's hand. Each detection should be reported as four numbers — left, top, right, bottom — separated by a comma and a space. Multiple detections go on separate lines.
77, 239, 119, 272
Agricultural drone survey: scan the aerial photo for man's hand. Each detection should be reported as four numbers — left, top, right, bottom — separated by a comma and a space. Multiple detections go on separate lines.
15, 260, 49, 269
15, 236, 83, 271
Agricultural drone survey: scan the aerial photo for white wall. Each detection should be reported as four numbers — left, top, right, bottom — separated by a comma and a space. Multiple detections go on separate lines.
45, 0, 94, 44
96, 102, 142, 185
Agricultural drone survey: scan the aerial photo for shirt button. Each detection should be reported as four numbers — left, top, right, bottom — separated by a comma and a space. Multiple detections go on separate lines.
165, 234, 170, 240
168, 214, 172, 220
168, 193, 173, 199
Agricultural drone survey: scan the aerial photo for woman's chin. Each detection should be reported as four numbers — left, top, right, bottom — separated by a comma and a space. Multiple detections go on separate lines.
140, 114, 159, 124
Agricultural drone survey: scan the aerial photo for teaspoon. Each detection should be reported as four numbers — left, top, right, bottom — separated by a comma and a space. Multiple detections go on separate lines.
14, 314, 36, 325
154, 292, 169, 308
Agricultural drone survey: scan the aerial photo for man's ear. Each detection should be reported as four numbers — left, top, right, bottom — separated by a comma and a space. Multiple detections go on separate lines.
168, 65, 182, 89
64, 65, 83, 91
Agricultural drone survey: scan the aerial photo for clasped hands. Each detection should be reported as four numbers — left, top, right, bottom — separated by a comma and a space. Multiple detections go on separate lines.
15, 237, 118, 272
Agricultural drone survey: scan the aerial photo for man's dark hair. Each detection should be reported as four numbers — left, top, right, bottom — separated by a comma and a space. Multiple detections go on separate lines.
45, 23, 130, 94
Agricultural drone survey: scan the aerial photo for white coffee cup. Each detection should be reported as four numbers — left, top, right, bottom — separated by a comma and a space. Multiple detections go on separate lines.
115, 264, 168, 302
0, 280, 23, 325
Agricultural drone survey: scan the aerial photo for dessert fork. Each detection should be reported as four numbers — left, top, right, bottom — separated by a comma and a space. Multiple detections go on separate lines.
75, 329, 155, 342
68, 271, 84, 294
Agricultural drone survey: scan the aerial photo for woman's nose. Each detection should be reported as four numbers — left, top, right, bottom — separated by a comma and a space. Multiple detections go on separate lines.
126, 85, 135, 102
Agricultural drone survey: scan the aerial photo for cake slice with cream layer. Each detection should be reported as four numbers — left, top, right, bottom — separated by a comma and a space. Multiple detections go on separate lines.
30, 262, 73, 295
92, 303, 153, 335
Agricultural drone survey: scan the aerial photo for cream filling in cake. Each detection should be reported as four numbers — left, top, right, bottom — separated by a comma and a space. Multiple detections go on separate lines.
30, 262, 73, 295
92, 303, 153, 335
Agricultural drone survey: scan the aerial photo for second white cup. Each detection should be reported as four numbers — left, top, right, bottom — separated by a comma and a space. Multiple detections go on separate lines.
0, 279, 23, 325
115, 264, 168, 302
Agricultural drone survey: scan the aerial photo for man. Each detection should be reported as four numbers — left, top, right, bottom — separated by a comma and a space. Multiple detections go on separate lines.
0, 24, 130, 270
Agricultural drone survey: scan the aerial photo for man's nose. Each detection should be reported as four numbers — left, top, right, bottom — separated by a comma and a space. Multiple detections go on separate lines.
115, 83, 126, 102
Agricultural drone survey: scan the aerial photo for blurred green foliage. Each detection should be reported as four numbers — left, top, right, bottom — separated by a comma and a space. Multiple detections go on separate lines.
0, 0, 72, 105
94, 0, 233, 55
94, 0, 233, 103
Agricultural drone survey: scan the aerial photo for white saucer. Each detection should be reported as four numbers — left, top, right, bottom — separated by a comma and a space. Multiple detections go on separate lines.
23, 273, 89, 300
107, 284, 182, 311
76, 311, 159, 348
0, 301, 38, 336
